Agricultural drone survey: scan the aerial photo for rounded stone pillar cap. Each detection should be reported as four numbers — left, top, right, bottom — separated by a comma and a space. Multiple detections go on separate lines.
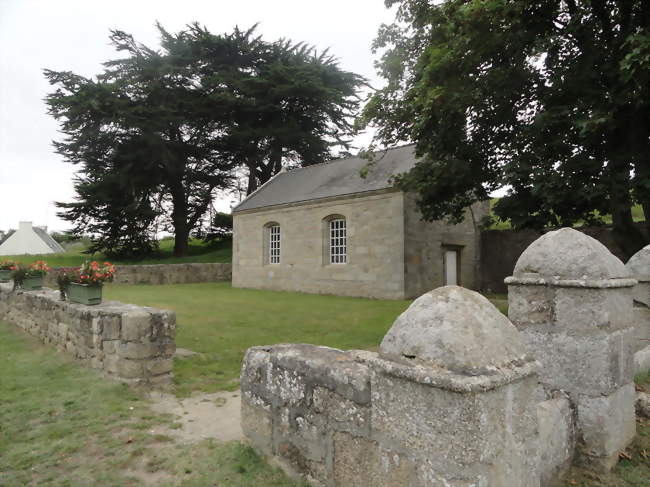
513, 227, 630, 280
380, 286, 529, 375
626, 245, 650, 282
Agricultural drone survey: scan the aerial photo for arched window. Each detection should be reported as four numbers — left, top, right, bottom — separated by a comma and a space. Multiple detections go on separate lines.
264, 222, 281, 264
324, 215, 347, 264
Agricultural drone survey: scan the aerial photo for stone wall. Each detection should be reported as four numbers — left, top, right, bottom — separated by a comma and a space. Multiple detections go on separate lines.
44, 262, 232, 288
481, 222, 648, 293
233, 190, 408, 299
233, 190, 485, 300
241, 287, 542, 486
403, 195, 487, 297
0, 283, 175, 386
241, 228, 638, 486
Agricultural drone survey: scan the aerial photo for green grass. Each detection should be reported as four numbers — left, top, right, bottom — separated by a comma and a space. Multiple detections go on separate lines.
2, 238, 232, 268
104, 282, 412, 396
487, 199, 646, 230
0, 321, 303, 486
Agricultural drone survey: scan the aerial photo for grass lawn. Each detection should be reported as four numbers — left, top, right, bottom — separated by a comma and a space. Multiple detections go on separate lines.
1, 238, 232, 268
2, 282, 649, 486
104, 282, 412, 396
0, 321, 303, 487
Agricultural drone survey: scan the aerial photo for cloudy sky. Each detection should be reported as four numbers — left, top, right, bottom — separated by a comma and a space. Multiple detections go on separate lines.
0, 0, 397, 232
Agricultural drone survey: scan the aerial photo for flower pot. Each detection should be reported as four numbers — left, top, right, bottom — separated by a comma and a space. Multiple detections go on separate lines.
22, 275, 44, 290
0, 270, 11, 282
68, 282, 103, 306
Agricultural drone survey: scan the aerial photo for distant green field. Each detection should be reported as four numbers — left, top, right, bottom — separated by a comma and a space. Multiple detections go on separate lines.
1, 238, 232, 268
487, 200, 645, 230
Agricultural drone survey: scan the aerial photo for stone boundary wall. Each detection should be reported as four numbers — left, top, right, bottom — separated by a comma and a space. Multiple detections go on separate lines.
481, 222, 648, 293
241, 229, 638, 486
0, 283, 175, 386
43, 262, 232, 288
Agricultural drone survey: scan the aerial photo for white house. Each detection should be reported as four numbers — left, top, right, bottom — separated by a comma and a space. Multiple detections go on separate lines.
0, 222, 65, 256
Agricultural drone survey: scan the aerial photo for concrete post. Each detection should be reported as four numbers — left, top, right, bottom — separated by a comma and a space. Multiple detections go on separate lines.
506, 228, 637, 471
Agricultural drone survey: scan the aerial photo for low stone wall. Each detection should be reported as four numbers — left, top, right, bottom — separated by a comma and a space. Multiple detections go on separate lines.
0, 283, 175, 386
44, 262, 232, 288
242, 288, 542, 486
241, 229, 639, 486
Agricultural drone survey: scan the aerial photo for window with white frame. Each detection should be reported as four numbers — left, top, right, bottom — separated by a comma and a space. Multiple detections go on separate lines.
269, 224, 281, 264
329, 218, 347, 264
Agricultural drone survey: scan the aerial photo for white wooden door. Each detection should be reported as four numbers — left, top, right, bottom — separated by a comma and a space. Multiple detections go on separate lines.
444, 250, 458, 286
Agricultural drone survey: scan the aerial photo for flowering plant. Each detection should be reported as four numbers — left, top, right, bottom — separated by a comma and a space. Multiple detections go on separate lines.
71, 261, 116, 286
56, 267, 77, 300
0, 259, 18, 271
10, 261, 50, 290
25, 261, 51, 277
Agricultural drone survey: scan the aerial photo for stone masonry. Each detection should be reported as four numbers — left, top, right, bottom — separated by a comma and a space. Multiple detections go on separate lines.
44, 262, 232, 288
241, 228, 639, 486
233, 191, 485, 300
626, 245, 650, 373
506, 228, 637, 471
241, 286, 541, 486
0, 283, 175, 386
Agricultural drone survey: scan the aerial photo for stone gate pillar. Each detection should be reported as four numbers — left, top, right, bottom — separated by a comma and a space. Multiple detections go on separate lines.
626, 244, 650, 372
505, 228, 637, 470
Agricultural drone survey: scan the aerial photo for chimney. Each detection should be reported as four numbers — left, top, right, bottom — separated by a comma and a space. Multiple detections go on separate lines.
19, 221, 33, 231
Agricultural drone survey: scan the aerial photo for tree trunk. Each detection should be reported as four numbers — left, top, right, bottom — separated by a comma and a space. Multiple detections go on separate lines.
170, 183, 190, 257
610, 193, 647, 260
246, 164, 258, 195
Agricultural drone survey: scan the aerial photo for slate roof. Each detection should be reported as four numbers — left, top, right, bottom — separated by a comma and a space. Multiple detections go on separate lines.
33, 227, 65, 253
233, 144, 419, 213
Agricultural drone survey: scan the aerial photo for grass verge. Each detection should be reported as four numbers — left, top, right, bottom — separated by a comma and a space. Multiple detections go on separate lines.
1, 238, 232, 268
0, 321, 302, 486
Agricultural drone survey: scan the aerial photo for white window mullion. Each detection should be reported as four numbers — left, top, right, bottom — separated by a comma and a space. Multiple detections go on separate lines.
329, 218, 346, 264
269, 225, 281, 264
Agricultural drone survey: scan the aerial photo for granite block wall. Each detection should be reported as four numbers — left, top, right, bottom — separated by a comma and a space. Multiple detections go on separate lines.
43, 262, 231, 288
0, 283, 175, 386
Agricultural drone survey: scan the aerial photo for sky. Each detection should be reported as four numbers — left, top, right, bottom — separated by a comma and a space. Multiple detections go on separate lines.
0, 0, 397, 232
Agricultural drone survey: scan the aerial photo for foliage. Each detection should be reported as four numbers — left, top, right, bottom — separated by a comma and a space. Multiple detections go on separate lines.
204, 211, 233, 241
55, 268, 75, 300
49, 231, 81, 245
0, 259, 17, 271
45, 23, 364, 258
10, 261, 50, 289
363, 0, 650, 257
70, 261, 116, 286
25, 261, 51, 277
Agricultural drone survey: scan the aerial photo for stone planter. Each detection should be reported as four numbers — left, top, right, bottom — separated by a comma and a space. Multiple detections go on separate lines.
0, 270, 11, 282
22, 275, 44, 290
67, 282, 103, 306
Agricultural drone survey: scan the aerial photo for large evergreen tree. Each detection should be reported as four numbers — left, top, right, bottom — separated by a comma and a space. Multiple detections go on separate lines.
363, 0, 649, 257
46, 24, 364, 256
